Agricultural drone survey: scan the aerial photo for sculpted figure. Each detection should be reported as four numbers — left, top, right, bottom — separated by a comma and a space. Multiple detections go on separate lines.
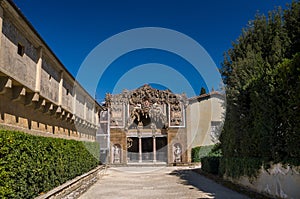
113, 145, 120, 163
174, 145, 182, 162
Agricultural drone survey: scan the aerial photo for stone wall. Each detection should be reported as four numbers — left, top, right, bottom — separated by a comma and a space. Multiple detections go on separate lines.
1, 13, 37, 91
167, 128, 188, 164
110, 128, 127, 164
227, 164, 300, 199
35, 165, 107, 199
186, 93, 225, 150
0, 0, 103, 140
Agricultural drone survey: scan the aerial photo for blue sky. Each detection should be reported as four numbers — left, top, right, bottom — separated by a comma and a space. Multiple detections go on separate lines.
13, 0, 291, 101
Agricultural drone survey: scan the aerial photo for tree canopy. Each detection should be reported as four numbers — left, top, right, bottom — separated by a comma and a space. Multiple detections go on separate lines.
200, 87, 207, 95
220, 0, 300, 174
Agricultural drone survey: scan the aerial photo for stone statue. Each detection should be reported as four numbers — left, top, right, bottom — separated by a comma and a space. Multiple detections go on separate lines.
113, 145, 120, 163
174, 145, 182, 163
105, 93, 112, 107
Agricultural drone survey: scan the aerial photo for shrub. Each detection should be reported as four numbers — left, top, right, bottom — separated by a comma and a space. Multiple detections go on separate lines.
201, 156, 221, 175
220, 1, 300, 178
191, 145, 215, 162
219, 157, 263, 178
0, 129, 100, 199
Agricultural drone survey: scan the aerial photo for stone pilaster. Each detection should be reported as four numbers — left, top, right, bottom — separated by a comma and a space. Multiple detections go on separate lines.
95, 109, 99, 125
83, 97, 87, 120
58, 71, 63, 106
91, 107, 95, 124
35, 47, 42, 93
73, 85, 77, 115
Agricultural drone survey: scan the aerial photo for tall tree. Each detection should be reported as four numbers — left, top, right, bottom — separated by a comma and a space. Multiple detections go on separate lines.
220, 1, 300, 176
200, 87, 206, 95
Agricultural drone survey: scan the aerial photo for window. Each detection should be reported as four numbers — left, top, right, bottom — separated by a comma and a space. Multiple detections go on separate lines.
66, 89, 69, 95
17, 43, 25, 56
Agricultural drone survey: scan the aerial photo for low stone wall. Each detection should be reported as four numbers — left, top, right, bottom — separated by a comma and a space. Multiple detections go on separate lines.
226, 163, 300, 199
35, 165, 107, 199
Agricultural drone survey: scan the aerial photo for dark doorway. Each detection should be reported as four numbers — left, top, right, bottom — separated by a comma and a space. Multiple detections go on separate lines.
127, 137, 139, 162
142, 137, 153, 161
156, 137, 167, 162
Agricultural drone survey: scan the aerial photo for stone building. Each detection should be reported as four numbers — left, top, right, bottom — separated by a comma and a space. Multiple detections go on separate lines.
0, 0, 225, 163
102, 85, 225, 165
0, 0, 103, 140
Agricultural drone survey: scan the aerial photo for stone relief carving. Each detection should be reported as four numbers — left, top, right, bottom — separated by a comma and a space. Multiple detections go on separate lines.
105, 84, 187, 130
170, 102, 184, 126
110, 104, 124, 127
127, 138, 133, 149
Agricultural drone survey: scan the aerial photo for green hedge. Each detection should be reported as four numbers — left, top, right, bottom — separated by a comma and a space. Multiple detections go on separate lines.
191, 145, 215, 162
219, 157, 263, 178
0, 129, 100, 199
220, 1, 300, 179
201, 156, 221, 175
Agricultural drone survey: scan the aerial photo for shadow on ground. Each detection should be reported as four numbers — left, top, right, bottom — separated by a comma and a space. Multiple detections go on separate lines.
169, 169, 250, 199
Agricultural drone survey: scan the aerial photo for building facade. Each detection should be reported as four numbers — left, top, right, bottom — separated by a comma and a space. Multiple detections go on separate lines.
104, 85, 225, 165
0, 0, 103, 141
0, 0, 225, 163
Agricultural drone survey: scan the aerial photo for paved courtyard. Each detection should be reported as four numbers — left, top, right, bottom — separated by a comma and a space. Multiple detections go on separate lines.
79, 167, 250, 199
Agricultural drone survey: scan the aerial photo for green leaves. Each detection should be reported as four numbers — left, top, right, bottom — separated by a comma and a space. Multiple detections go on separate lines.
0, 130, 100, 198
220, 1, 300, 178
192, 145, 216, 162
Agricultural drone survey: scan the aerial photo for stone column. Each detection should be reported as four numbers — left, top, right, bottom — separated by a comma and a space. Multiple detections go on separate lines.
139, 136, 142, 163
58, 71, 63, 106
153, 136, 156, 163
35, 47, 42, 93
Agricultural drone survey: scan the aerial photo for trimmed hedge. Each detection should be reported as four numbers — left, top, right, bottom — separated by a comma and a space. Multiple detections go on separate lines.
201, 156, 221, 175
0, 129, 100, 199
191, 145, 215, 162
219, 157, 263, 179
199, 144, 222, 175
220, 2, 300, 179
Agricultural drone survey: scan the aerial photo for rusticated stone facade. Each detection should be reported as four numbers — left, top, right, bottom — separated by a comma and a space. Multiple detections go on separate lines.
0, 0, 103, 141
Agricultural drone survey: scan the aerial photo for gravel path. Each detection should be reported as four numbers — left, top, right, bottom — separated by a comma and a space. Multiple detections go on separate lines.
79, 166, 250, 199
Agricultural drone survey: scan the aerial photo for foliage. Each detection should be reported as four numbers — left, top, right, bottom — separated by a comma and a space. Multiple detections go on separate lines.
191, 145, 215, 162
220, 1, 300, 178
199, 144, 222, 175
208, 143, 222, 157
201, 156, 221, 175
200, 87, 207, 95
83, 141, 101, 161
219, 157, 263, 179
0, 130, 100, 199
